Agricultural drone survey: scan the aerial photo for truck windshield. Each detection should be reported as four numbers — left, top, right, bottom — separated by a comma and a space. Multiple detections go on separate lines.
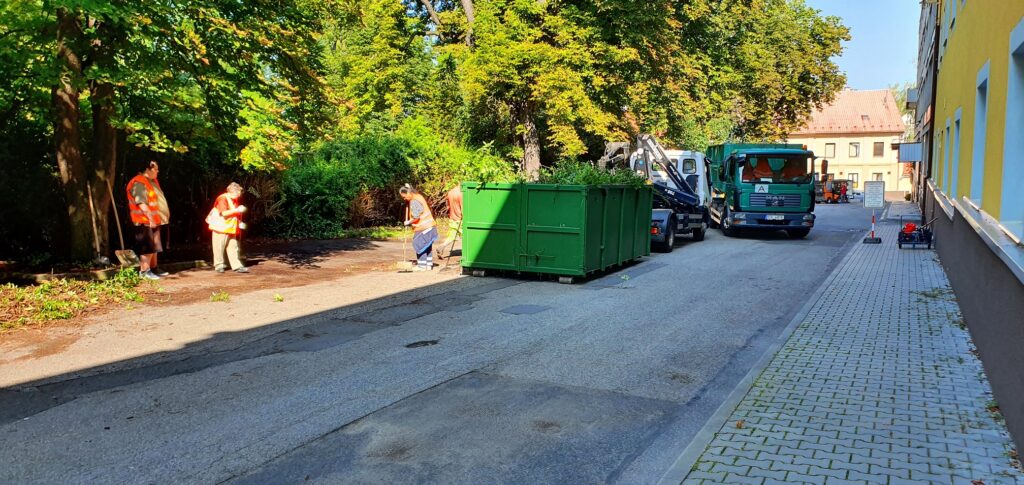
740, 155, 811, 184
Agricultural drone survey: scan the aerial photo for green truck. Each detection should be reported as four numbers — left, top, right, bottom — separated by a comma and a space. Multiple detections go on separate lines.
707, 143, 819, 238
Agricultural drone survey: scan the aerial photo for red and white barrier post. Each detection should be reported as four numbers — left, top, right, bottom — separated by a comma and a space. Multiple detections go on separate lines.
863, 209, 882, 244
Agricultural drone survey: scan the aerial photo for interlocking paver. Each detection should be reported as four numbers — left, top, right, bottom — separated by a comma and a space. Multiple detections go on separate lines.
682, 210, 1024, 485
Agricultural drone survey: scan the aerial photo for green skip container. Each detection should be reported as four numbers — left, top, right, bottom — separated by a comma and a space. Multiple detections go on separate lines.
460, 182, 653, 278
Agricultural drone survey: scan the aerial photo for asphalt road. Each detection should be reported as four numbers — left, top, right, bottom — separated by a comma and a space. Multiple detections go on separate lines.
1, 203, 877, 484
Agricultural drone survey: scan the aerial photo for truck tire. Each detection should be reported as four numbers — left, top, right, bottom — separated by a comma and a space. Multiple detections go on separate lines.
720, 208, 736, 237
656, 222, 675, 252
692, 225, 705, 241
786, 228, 810, 239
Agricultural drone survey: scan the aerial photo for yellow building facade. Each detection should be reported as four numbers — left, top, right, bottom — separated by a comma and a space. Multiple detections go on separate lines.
931, 0, 1024, 238
918, 1, 1024, 448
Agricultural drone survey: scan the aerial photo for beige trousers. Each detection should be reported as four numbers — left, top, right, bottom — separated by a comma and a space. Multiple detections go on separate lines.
212, 232, 243, 270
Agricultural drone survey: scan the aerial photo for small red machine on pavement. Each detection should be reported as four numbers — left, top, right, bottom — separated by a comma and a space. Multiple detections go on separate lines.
897, 216, 935, 249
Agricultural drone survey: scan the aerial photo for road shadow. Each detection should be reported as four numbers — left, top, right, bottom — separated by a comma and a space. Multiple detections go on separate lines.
0, 275, 504, 425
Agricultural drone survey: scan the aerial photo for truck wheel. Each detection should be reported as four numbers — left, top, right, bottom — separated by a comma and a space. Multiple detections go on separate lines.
786, 228, 810, 239
656, 223, 675, 252
721, 208, 736, 237
692, 225, 705, 242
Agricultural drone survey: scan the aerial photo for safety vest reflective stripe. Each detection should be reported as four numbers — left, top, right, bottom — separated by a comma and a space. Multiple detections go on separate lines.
126, 174, 163, 225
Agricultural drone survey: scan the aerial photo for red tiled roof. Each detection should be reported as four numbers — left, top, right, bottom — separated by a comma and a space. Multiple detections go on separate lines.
791, 89, 907, 135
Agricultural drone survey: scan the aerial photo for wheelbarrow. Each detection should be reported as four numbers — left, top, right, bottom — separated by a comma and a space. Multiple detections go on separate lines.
897, 215, 935, 249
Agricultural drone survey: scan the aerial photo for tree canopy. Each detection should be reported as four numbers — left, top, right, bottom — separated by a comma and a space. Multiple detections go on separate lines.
0, 0, 849, 262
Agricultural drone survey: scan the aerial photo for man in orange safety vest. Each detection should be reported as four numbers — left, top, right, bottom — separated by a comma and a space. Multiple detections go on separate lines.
126, 160, 170, 280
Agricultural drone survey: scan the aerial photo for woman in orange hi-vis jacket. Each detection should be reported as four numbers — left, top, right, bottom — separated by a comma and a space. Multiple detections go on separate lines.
400, 184, 438, 271
207, 182, 249, 273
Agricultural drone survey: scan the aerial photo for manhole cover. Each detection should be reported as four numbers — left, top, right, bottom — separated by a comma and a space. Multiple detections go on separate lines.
405, 339, 440, 348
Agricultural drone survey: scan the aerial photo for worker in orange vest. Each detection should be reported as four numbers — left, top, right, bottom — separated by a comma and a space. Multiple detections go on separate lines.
206, 182, 249, 273
400, 184, 438, 271
443, 185, 463, 244
125, 160, 170, 280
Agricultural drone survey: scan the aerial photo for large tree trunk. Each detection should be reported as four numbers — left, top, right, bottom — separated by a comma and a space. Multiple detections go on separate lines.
518, 101, 541, 179
460, 0, 475, 46
91, 81, 118, 256
53, 8, 93, 262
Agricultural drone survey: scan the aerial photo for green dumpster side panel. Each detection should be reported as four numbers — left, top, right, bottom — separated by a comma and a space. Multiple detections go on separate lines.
462, 182, 652, 277
523, 186, 586, 274
461, 184, 519, 271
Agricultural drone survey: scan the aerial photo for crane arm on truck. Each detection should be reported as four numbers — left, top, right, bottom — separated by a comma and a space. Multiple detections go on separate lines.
634, 134, 700, 208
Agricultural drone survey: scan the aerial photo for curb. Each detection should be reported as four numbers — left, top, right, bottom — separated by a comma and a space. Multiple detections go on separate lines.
880, 201, 891, 221
656, 233, 866, 484
0, 260, 209, 284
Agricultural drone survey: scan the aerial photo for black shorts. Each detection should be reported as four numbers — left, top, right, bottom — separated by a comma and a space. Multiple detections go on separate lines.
133, 225, 163, 255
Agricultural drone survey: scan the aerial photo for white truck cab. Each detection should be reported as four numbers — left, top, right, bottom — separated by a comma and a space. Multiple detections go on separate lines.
657, 150, 711, 207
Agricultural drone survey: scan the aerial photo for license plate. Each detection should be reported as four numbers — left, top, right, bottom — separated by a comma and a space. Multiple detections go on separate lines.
766, 214, 785, 221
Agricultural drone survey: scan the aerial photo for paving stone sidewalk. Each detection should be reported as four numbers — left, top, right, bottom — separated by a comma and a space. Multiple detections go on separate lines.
885, 201, 926, 222
682, 219, 1024, 484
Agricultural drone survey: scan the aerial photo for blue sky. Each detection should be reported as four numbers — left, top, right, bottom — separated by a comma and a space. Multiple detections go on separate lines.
804, 0, 921, 90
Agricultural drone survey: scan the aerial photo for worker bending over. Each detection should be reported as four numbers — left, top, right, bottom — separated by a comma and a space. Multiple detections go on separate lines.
400, 184, 438, 271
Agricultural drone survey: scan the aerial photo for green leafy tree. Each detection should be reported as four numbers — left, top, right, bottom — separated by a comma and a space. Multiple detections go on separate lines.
413, 0, 848, 174
323, 0, 433, 134
0, 0, 331, 260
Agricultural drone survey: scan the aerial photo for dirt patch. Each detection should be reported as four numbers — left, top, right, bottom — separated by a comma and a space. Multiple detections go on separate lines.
2, 236, 460, 339
1, 328, 80, 363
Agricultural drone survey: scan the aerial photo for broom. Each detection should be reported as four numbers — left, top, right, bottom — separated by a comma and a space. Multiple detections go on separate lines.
107, 179, 140, 266
395, 226, 414, 272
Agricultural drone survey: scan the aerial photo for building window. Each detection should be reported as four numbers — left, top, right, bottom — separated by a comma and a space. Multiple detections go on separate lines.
872, 173, 883, 182
972, 62, 990, 205
952, 109, 962, 198
1001, 18, 1024, 238
849, 173, 859, 189
849, 142, 860, 158
943, 120, 951, 193
873, 142, 884, 157
824, 143, 836, 158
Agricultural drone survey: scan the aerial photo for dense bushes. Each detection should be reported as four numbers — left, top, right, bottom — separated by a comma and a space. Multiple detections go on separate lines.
272, 118, 515, 239
538, 160, 648, 188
